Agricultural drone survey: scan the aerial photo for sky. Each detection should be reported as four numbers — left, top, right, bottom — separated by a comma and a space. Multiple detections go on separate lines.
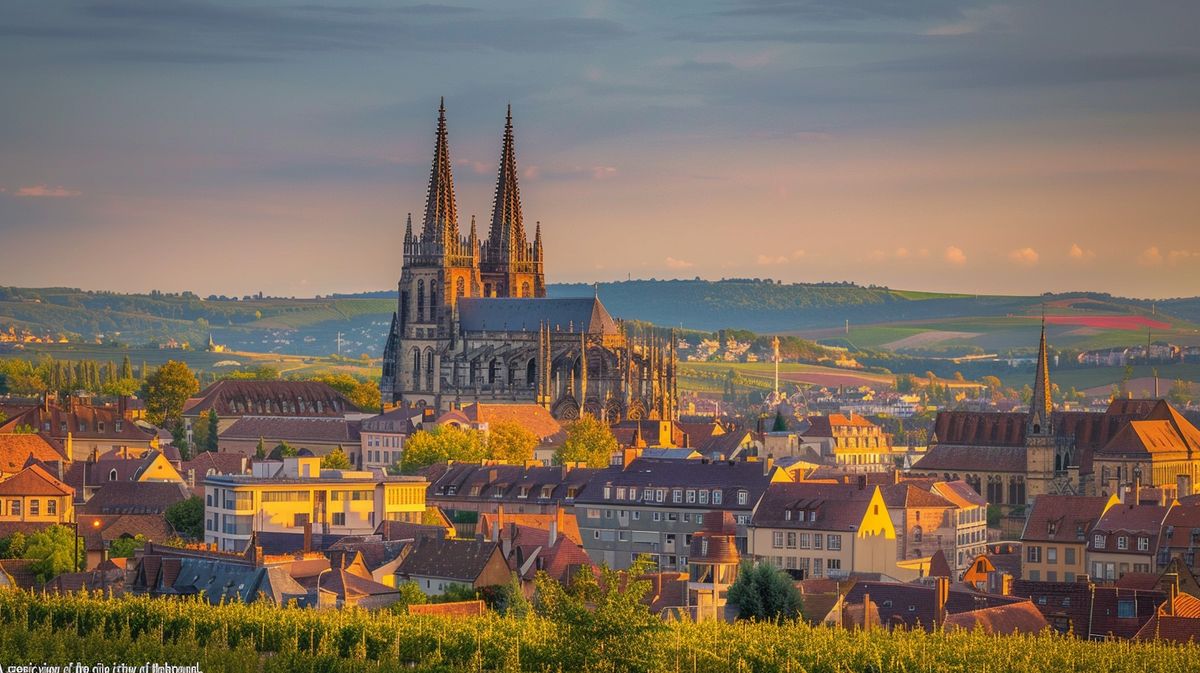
1, 0, 1198, 299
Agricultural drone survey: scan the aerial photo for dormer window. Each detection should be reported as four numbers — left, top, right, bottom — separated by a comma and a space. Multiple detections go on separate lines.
541, 486, 552, 498
115, 421, 122, 432
98, 422, 105, 433
109, 469, 118, 481
737, 490, 748, 506
1094, 533, 1105, 549
785, 510, 792, 520
1047, 521, 1057, 536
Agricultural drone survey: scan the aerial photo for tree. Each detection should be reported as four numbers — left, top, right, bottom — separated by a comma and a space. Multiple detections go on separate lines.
386, 581, 429, 614
108, 534, 147, 559
102, 377, 140, 398
306, 373, 381, 412
771, 410, 788, 432
555, 415, 618, 468
143, 360, 199, 427
255, 437, 267, 460
488, 421, 539, 463
727, 560, 803, 622
1169, 379, 1193, 406
322, 446, 353, 470
120, 355, 133, 380
205, 409, 219, 453
495, 572, 532, 618
0, 532, 27, 559
275, 442, 299, 458
25, 524, 83, 583
401, 425, 487, 472
165, 495, 204, 540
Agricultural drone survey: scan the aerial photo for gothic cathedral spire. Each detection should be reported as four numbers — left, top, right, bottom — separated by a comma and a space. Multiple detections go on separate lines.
488, 103, 525, 257
421, 97, 459, 246
1029, 312, 1053, 434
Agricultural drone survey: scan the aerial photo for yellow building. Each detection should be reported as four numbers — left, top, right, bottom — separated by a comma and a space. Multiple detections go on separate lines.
0, 464, 75, 525
748, 482, 898, 579
203, 457, 426, 553
1020, 494, 1119, 582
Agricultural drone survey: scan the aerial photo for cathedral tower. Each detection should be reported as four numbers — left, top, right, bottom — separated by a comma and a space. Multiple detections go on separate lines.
480, 106, 545, 299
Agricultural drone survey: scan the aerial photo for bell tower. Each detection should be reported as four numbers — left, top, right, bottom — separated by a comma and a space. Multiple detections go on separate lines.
480, 105, 544, 299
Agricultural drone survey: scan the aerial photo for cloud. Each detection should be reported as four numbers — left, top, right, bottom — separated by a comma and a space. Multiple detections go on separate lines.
1068, 243, 1095, 261
1167, 249, 1199, 264
13, 185, 81, 198
1008, 247, 1039, 266
756, 249, 806, 265
665, 256, 694, 269
866, 247, 914, 262
943, 246, 967, 266
1138, 246, 1164, 266
590, 166, 617, 180
457, 158, 491, 175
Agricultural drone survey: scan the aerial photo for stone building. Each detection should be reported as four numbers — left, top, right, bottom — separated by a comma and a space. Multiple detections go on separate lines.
380, 101, 676, 421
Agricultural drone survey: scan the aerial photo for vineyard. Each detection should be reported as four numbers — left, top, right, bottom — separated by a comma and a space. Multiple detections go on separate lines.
0, 591, 1196, 673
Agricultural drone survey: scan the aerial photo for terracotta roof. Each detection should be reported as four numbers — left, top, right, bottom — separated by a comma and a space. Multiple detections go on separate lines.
80, 481, 190, 515
478, 509, 582, 546
220, 416, 361, 443
932, 411, 1027, 447
1115, 573, 1162, 591
697, 430, 756, 459
843, 581, 1023, 631
457, 297, 619, 335
409, 600, 486, 617
397, 537, 505, 583
374, 520, 449, 542
611, 420, 686, 448
0, 559, 39, 590
319, 567, 398, 599
751, 482, 881, 532
0, 403, 151, 442
881, 482, 954, 509
943, 601, 1049, 635
803, 413, 879, 438
1012, 580, 1163, 639
931, 480, 988, 509
0, 463, 73, 497
327, 537, 410, 571
454, 403, 563, 441
1021, 495, 1117, 544
679, 422, 720, 447
912, 444, 1026, 474
184, 380, 360, 417
0, 434, 66, 474
1096, 420, 1193, 459
426, 462, 600, 504
928, 550, 953, 579
181, 452, 249, 479
1087, 503, 1172, 554
77, 513, 176, 548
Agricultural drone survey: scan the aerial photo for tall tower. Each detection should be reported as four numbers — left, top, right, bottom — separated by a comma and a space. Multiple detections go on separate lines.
382, 99, 481, 406
480, 105, 545, 299
1026, 313, 1064, 501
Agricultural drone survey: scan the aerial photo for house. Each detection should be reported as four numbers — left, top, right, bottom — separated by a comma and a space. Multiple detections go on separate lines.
423, 462, 599, 516
475, 504, 581, 546
359, 407, 418, 471
1011, 578, 1163, 639
179, 452, 250, 496
1091, 402, 1200, 499
942, 601, 1049, 635
130, 542, 310, 606
962, 542, 1022, 594
327, 536, 412, 587
80, 481, 190, 516
0, 434, 66, 477
881, 481, 957, 570
78, 513, 176, 569
64, 449, 185, 503
217, 416, 361, 459
575, 457, 790, 571
0, 559, 39, 590
930, 480, 989, 572
503, 523, 594, 587
1157, 503, 1200, 576
837, 578, 1026, 631
1020, 494, 1119, 582
686, 511, 741, 622
610, 420, 687, 449
1133, 588, 1200, 643
203, 456, 427, 553
299, 551, 401, 609
800, 413, 893, 473
395, 537, 510, 596
0, 398, 155, 461
182, 379, 361, 440
0, 463, 75, 525
749, 480, 899, 580
1086, 501, 1174, 581
41, 558, 128, 595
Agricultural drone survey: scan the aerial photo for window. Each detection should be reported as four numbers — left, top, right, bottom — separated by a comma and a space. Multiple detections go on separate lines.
712, 490, 723, 505
773, 531, 784, 548
109, 469, 118, 482
629, 487, 638, 501
737, 490, 748, 505
30, 500, 39, 516
1065, 548, 1075, 565
604, 486, 612, 500
828, 534, 842, 551
1094, 534, 1105, 549
1027, 545, 1042, 563
799, 533, 810, 549
813, 558, 824, 577
586, 508, 600, 519
656, 489, 666, 503
813, 534, 823, 550
632, 511, 640, 520
332, 513, 346, 526
673, 489, 682, 503
1047, 547, 1057, 564
47, 500, 56, 516
1138, 537, 1149, 551
616, 487, 626, 500
828, 559, 841, 571
293, 513, 309, 527
1117, 599, 1136, 619
9, 500, 19, 516
686, 490, 696, 504
786, 532, 796, 549
1117, 536, 1128, 550
653, 512, 661, 522
698, 490, 709, 505
618, 531, 628, 542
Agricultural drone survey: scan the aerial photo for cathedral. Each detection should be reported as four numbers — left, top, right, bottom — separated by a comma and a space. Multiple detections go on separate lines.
380, 101, 677, 421
912, 319, 1200, 513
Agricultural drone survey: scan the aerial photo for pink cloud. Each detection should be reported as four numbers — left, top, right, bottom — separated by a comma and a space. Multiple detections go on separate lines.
944, 246, 967, 266
1068, 243, 1095, 261
756, 249, 805, 266
1138, 246, 1163, 266
665, 256, 694, 270
1008, 247, 1039, 266
14, 184, 81, 198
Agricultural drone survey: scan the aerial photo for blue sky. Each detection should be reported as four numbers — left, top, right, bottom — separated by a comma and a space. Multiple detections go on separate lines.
1, 1, 1198, 297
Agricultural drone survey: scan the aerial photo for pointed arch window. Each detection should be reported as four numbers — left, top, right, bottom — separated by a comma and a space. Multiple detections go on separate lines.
417, 279, 425, 322
456, 277, 465, 297
521, 281, 530, 298
425, 350, 435, 390
412, 348, 422, 390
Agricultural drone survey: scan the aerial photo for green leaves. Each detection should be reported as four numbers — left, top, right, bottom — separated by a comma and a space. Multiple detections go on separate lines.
727, 560, 803, 623
554, 415, 618, 468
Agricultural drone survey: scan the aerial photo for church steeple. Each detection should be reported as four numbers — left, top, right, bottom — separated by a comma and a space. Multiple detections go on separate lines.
488, 104, 526, 256
1029, 312, 1053, 434
421, 97, 459, 246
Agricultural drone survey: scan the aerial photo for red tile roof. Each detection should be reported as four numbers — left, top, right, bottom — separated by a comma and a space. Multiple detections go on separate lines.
220, 416, 361, 443
0, 434, 66, 474
1021, 495, 1116, 544
944, 601, 1049, 635
184, 380, 360, 417
752, 482, 881, 532
0, 463, 73, 497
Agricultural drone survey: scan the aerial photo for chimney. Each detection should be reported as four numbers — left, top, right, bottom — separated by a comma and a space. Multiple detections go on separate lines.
1178, 474, 1192, 499
118, 395, 128, 419
491, 515, 500, 543
303, 521, 312, 553
934, 576, 950, 628
549, 518, 558, 547
1133, 476, 1142, 506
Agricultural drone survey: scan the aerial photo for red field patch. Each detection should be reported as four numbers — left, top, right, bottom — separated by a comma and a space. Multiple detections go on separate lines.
1044, 315, 1170, 330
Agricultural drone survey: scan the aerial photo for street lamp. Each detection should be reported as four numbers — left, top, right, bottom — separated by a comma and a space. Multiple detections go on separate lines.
316, 567, 332, 609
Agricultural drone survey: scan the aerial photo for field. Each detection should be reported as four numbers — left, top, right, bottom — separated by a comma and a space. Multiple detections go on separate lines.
1, 343, 380, 380
0, 590, 1195, 673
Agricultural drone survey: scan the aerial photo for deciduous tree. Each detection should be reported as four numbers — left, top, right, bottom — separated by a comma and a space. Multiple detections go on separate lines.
401, 425, 486, 472
555, 415, 617, 468
488, 421, 539, 463
143, 360, 199, 427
